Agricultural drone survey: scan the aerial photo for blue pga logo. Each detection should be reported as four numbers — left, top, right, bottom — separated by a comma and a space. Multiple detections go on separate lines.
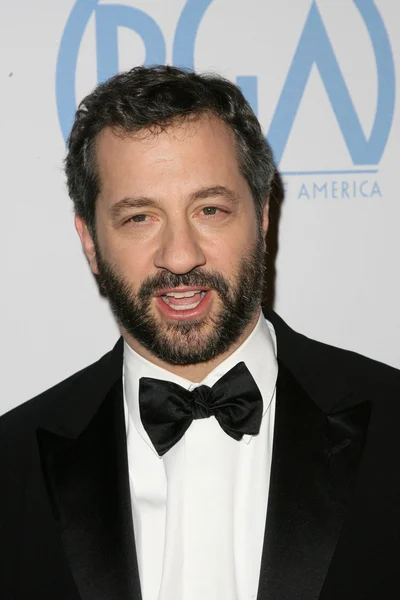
56, 0, 395, 200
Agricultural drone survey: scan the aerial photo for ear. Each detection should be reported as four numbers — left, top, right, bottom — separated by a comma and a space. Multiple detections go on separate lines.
74, 215, 99, 275
261, 197, 269, 237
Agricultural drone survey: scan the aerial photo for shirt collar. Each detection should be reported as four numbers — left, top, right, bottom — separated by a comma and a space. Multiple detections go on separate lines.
123, 310, 278, 454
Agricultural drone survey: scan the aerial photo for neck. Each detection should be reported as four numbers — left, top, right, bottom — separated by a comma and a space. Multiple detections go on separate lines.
122, 309, 262, 382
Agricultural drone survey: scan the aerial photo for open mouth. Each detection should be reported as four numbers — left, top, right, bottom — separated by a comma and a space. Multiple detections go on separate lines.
160, 290, 207, 311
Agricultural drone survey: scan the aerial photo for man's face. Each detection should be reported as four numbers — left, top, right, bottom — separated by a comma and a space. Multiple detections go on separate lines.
76, 115, 269, 365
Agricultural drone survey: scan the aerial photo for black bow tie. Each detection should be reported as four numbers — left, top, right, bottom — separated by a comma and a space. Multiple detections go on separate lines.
139, 362, 263, 456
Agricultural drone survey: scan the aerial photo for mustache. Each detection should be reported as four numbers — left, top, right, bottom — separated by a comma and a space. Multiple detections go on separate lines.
138, 269, 230, 300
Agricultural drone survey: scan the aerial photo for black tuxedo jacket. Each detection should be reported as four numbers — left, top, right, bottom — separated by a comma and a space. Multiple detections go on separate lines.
1, 309, 400, 599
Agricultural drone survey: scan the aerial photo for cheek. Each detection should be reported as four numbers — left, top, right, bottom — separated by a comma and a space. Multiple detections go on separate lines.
205, 238, 247, 276
96, 221, 152, 265
97, 235, 155, 290
209, 220, 256, 257
118, 246, 154, 281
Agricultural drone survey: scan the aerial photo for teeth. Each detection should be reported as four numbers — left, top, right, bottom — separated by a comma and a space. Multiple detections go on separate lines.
165, 291, 200, 298
162, 298, 202, 310
161, 291, 206, 311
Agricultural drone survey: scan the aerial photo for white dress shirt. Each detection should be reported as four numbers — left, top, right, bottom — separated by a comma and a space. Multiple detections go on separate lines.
123, 311, 278, 600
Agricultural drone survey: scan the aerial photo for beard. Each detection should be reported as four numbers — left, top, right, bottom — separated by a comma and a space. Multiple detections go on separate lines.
95, 232, 266, 365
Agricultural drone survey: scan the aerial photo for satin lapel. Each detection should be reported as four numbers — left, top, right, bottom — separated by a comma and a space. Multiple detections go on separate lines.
257, 361, 371, 600
37, 380, 142, 600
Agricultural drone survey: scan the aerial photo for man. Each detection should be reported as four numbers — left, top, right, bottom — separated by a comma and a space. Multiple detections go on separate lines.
0, 66, 399, 600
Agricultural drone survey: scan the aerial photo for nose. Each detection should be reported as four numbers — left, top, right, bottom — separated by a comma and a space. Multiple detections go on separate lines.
153, 217, 206, 275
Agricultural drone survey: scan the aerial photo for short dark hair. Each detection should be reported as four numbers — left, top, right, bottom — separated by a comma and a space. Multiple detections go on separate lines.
65, 65, 275, 235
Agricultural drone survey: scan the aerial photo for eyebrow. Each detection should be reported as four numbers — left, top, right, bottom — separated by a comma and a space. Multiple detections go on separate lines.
109, 185, 241, 220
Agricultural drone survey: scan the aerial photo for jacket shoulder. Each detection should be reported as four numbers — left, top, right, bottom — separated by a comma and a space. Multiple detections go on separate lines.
0, 340, 123, 439
305, 332, 400, 387
267, 309, 400, 410
294, 329, 400, 412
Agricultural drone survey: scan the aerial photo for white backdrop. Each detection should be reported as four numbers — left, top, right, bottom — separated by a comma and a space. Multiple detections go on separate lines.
1, 0, 399, 415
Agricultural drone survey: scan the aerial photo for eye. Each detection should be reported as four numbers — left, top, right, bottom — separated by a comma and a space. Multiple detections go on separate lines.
201, 206, 225, 216
128, 214, 148, 223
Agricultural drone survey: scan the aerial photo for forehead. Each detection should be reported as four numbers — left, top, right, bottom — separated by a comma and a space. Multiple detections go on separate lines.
94, 115, 245, 196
